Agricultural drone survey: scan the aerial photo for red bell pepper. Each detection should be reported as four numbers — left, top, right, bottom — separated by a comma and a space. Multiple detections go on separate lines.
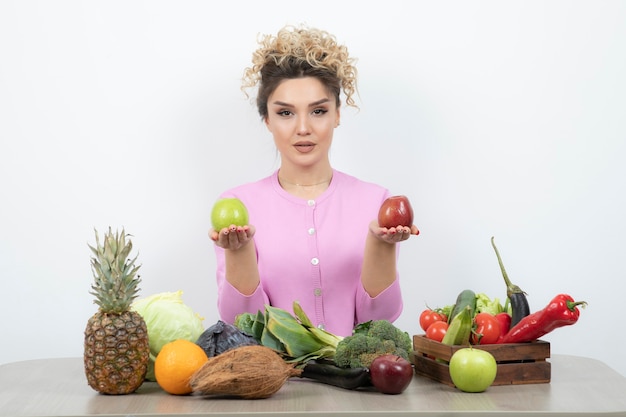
500, 294, 587, 344
495, 312, 512, 340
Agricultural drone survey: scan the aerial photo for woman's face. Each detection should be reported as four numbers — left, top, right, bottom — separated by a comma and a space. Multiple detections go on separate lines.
264, 77, 340, 170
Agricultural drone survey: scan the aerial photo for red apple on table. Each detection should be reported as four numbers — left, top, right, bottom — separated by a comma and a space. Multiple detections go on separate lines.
369, 354, 414, 394
377, 195, 414, 228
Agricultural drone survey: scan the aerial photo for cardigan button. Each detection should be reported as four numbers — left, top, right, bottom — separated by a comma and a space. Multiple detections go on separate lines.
311, 257, 319, 265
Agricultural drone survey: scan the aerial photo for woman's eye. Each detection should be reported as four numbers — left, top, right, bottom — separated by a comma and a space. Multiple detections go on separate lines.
312, 108, 328, 115
277, 110, 292, 116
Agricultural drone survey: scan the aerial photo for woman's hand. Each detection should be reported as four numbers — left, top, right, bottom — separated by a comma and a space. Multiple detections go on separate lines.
361, 220, 418, 297
369, 220, 419, 244
210, 224, 256, 250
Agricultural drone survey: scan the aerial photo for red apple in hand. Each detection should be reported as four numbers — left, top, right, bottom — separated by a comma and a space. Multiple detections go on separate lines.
377, 195, 414, 228
369, 354, 414, 394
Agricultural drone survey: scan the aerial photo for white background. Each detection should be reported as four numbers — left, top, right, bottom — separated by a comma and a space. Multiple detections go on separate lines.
1, 1, 625, 378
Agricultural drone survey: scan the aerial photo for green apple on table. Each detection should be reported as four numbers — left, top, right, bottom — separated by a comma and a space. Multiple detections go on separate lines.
448, 347, 498, 393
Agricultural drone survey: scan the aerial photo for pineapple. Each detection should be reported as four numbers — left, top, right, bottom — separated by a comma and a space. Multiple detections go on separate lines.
84, 227, 149, 394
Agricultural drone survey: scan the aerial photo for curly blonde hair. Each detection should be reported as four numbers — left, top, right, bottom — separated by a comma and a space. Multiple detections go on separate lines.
242, 25, 358, 118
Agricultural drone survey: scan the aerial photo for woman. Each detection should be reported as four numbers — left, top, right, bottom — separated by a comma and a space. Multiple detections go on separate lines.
210, 25, 419, 337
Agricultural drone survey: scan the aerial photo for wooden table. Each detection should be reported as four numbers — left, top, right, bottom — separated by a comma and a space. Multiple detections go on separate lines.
1, 355, 625, 416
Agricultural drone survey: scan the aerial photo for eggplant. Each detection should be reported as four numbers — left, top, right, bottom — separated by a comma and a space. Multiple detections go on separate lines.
491, 237, 531, 329
300, 359, 371, 390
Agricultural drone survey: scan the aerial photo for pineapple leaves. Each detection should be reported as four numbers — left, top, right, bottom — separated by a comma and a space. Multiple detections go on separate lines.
88, 227, 142, 313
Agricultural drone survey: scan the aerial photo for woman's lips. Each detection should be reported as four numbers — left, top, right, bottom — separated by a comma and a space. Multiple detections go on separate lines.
294, 142, 315, 153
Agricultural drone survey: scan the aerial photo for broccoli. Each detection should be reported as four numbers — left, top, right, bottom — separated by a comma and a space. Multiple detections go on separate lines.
357, 320, 412, 353
333, 320, 412, 368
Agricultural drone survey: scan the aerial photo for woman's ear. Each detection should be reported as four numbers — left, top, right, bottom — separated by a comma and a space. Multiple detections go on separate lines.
264, 116, 272, 132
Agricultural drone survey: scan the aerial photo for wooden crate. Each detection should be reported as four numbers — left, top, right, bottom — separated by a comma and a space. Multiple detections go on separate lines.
411, 335, 551, 386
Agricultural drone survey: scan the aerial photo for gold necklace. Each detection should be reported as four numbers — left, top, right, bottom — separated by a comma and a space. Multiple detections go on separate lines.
279, 176, 332, 187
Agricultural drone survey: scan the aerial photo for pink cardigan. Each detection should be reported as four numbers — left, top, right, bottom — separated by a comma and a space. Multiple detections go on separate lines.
214, 169, 403, 337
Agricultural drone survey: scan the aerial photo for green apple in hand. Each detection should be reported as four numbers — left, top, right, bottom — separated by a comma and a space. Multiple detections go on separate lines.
449, 347, 497, 392
211, 198, 249, 231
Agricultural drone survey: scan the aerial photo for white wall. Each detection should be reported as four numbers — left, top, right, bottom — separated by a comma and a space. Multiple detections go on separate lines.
1, 1, 625, 378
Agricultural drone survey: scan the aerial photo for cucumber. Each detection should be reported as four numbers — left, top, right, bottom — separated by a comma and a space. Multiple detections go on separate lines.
441, 305, 473, 346
447, 289, 477, 324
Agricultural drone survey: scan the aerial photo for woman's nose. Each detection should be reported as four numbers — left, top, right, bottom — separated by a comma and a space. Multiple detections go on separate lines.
296, 116, 311, 135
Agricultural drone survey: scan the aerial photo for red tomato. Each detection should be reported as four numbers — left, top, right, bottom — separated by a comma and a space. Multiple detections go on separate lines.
471, 312, 501, 345
425, 320, 448, 342
419, 309, 447, 332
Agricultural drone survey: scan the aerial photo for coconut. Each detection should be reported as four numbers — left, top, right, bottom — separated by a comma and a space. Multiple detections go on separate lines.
190, 345, 302, 399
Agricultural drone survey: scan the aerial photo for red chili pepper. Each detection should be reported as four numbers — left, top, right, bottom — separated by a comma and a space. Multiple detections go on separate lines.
500, 294, 587, 344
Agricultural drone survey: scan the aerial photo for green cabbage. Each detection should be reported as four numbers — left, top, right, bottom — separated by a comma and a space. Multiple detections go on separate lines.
132, 290, 205, 380
475, 293, 504, 316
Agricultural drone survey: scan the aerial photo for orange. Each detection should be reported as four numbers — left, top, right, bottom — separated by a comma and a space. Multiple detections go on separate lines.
154, 339, 208, 395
